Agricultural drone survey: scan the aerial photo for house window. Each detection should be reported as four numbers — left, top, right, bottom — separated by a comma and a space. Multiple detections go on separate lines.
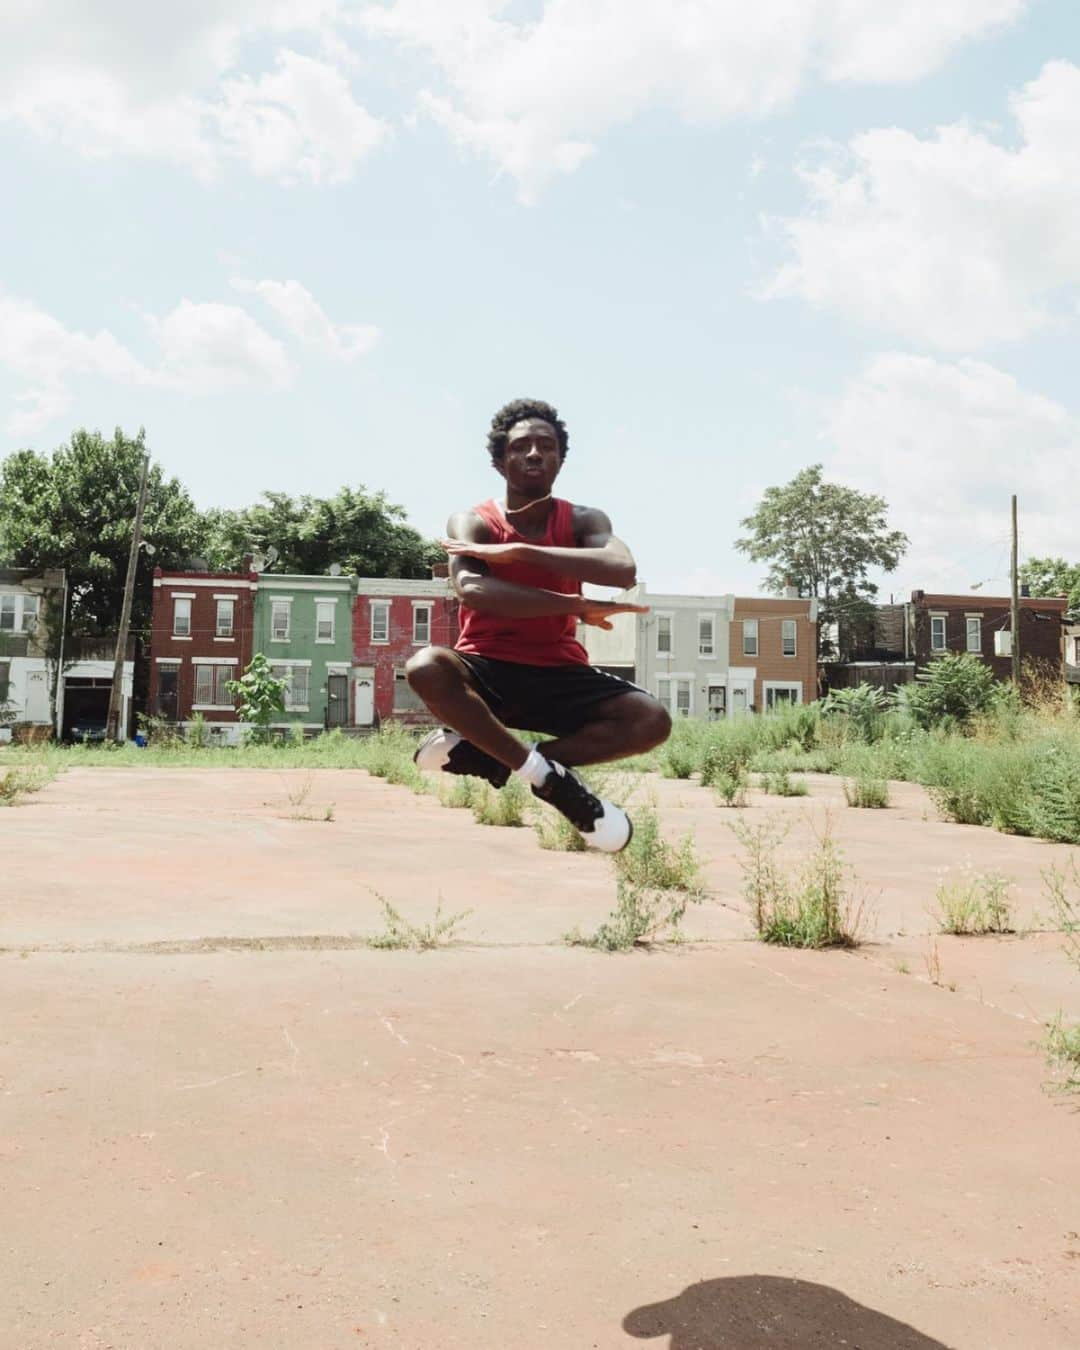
21, 595, 39, 632
742, 618, 758, 657
930, 615, 947, 652
413, 604, 432, 646
698, 614, 715, 658
371, 600, 390, 644
0, 596, 14, 631
173, 597, 191, 637
0, 661, 9, 703
656, 614, 672, 655
782, 620, 797, 657
271, 599, 291, 641
315, 601, 335, 643
657, 676, 692, 717
216, 599, 234, 638
393, 668, 426, 712
1074, 636, 1080, 665
764, 682, 802, 710
193, 663, 234, 706
270, 663, 309, 710
965, 616, 981, 653
0, 594, 36, 632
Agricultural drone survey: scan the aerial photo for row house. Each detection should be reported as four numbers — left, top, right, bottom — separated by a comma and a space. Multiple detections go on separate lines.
0, 568, 135, 742
352, 575, 459, 725
254, 573, 356, 732
829, 590, 1070, 690
583, 583, 819, 719
147, 568, 258, 741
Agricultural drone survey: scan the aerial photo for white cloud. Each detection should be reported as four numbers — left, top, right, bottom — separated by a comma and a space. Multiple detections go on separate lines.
148, 301, 294, 394
766, 60, 1080, 350
0, 3, 386, 183
823, 353, 1079, 592
361, 0, 1025, 200
231, 279, 380, 360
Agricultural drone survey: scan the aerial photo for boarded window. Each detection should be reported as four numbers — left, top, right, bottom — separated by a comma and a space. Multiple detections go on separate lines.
393, 669, 426, 712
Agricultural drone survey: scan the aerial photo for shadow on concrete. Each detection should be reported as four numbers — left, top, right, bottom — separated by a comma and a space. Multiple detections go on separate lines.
623, 1276, 951, 1349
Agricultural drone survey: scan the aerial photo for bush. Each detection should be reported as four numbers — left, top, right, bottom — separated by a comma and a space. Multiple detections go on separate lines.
1025, 749, 1080, 844
472, 775, 529, 826
759, 770, 808, 797
820, 684, 889, 742
713, 765, 749, 807
843, 775, 889, 808
899, 653, 999, 730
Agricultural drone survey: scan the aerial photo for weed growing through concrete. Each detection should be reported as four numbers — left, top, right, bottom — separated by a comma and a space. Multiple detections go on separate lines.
533, 808, 588, 851
1042, 858, 1080, 1094
923, 941, 957, 990
731, 813, 869, 948
472, 775, 529, 827
438, 775, 481, 810
759, 770, 809, 798
359, 725, 429, 794
0, 764, 52, 805
713, 766, 749, 808
843, 775, 890, 809
567, 805, 704, 950
365, 892, 471, 951
934, 868, 1014, 934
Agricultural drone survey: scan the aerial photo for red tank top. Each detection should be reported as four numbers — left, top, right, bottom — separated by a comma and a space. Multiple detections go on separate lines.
455, 498, 589, 667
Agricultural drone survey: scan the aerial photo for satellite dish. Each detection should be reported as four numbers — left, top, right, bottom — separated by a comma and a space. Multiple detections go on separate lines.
329, 563, 342, 576
250, 553, 266, 574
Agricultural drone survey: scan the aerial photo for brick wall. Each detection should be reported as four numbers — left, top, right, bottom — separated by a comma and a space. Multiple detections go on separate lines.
731, 597, 819, 710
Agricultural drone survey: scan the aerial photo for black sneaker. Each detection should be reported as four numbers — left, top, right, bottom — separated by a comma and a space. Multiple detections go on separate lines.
531, 758, 632, 853
413, 729, 510, 788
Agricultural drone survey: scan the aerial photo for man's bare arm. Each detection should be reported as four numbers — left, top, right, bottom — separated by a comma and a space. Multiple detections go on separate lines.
447, 510, 645, 624
443, 506, 637, 589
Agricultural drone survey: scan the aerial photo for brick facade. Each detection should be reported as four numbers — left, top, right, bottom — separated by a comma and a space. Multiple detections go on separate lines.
147, 569, 257, 733
910, 591, 1067, 682
352, 578, 459, 725
730, 597, 819, 712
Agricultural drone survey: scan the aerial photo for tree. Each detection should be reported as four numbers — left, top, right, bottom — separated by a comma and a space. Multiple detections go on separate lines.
0, 428, 208, 639
203, 487, 441, 578
226, 653, 287, 743
736, 464, 908, 659
1018, 556, 1080, 613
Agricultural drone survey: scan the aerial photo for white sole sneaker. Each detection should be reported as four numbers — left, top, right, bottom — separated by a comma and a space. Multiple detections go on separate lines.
531, 759, 634, 853
414, 727, 461, 772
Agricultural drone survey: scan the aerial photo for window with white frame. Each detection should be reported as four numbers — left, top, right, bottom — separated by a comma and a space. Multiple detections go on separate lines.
782, 619, 797, 657
764, 682, 802, 711
930, 614, 947, 652
656, 614, 672, 655
271, 599, 291, 641
742, 618, 758, 657
315, 600, 336, 643
965, 615, 982, 653
0, 593, 38, 633
412, 603, 432, 645
193, 663, 234, 706
1074, 636, 1080, 665
270, 663, 309, 710
215, 599, 235, 638
698, 614, 715, 658
0, 661, 9, 703
173, 596, 191, 637
371, 600, 390, 643
657, 676, 692, 718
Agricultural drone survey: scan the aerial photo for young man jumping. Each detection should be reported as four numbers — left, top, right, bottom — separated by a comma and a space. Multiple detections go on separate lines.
407, 397, 672, 852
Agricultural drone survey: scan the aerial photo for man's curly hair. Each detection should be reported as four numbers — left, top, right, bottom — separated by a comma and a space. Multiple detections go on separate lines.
486, 398, 569, 464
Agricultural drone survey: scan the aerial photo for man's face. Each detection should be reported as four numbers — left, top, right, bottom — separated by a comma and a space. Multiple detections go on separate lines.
498, 418, 563, 496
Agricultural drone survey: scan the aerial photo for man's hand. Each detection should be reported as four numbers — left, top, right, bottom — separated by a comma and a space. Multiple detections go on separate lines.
442, 539, 530, 565
577, 599, 650, 631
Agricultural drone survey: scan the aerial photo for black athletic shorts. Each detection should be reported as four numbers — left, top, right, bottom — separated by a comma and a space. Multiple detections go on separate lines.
454, 652, 644, 738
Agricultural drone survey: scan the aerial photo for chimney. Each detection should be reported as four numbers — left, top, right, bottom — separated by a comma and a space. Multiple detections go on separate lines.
782, 576, 799, 599
431, 562, 449, 579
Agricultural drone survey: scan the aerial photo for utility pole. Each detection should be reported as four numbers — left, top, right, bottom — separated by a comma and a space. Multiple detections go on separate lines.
106, 452, 150, 743
1010, 493, 1020, 686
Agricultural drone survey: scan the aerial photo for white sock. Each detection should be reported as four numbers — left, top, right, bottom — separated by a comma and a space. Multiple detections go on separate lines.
514, 745, 551, 788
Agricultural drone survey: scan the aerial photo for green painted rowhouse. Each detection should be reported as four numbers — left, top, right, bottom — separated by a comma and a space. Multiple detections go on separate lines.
252, 573, 354, 732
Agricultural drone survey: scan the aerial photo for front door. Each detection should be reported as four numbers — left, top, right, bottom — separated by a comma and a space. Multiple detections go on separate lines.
157, 664, 179, 722
25, 669, 49, 723
326, 673, 348, 727
355, 675, 374, 726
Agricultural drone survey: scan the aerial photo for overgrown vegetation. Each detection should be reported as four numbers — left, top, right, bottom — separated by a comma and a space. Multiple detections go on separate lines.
1043, 859, 1080, 1094
843, 774, 890, 809
934, 868, 1014, 935
731, 814, 869, 948
567, 805, 704, 950
471, 775, 529, 827
365, 893, 471, 950
0, 764, 53, 805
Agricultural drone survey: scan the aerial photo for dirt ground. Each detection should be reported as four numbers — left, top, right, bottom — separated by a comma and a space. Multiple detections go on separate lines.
2, 765, 1079, 1349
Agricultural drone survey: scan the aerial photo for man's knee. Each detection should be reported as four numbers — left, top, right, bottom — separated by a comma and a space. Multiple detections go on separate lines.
639, 699, 672, 749
405, 647, 462, 695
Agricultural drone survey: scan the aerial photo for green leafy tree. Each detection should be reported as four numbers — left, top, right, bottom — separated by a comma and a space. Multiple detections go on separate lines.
0, 428, 208, 638
1018, 556, 1080, 613
225, 653, 288, 744
736, 464, 908, 659
203, 487, 441, 578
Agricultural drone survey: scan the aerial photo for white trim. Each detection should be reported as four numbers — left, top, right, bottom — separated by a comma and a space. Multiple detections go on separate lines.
781, 618, 797, 657
191, 704, 237, 712
325, 662, 351, 673
313, 596, 340, 605
741, 617, 759, 657
763, 680, 803, 710
354, 577, 451, 598
213, 637, 235, 643
154, 656, 184, 664
170, 592, 197, 600
212, 592, 240, 600
656, 671, 694, 718
170, 635, 193, 642
270, 595, 295, 604
258, 578, 352, 593
267, 657, 312, 666
156, 577, 256, 590
929, 612, 947, 652
191, 656, 239, 666
697, 611, 716, 659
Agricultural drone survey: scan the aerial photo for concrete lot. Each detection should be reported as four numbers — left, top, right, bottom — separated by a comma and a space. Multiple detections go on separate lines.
2, 766, 1079, 1348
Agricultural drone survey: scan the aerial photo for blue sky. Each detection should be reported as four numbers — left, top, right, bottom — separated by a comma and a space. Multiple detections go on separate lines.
1, 1, 1078, 599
